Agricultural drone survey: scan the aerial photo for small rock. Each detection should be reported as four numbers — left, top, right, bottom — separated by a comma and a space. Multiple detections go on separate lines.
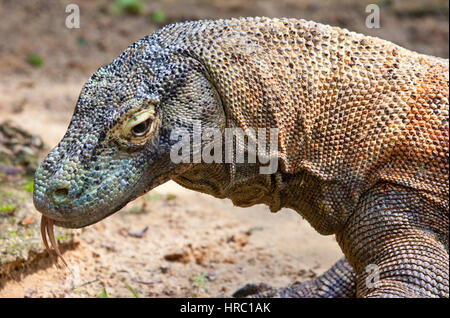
205, 272, 217, 281
21, 215, 35, 226
244, 226, 264, 235
0, 165, 24, 176
0, 120, 46, 173
100, 242, 116, 252
127, 226, 149, 238
24, 288, 38, 298
164, 250, 190, 263
160, 264, 170, 274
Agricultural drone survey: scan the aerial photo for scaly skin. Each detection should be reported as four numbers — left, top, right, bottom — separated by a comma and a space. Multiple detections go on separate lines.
33, 17, 449, 298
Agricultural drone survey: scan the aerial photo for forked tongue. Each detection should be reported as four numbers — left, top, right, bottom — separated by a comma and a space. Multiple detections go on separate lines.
40, 215, 70, 270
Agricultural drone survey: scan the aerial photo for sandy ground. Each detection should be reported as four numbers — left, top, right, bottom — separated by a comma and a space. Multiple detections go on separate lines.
0, 183, 342, 298
0, 0, 447, 298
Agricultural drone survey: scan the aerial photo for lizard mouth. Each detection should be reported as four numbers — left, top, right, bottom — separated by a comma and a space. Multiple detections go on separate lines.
33, 166, 141, 229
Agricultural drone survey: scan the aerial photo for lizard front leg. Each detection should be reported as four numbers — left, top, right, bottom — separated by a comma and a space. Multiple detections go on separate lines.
233, 257, 356, 298
338, 183, 449, 298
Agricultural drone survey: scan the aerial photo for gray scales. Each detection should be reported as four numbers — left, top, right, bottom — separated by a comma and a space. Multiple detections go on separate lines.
33, 17, 449, 298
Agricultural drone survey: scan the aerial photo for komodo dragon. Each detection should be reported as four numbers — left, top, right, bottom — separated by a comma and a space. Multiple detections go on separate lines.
33, 17, 449, 298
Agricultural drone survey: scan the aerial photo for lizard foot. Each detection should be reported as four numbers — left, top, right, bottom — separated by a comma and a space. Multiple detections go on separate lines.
233, 257, 356, 298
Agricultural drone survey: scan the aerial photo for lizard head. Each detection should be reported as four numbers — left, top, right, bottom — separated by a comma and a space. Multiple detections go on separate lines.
33, 37, 225, 228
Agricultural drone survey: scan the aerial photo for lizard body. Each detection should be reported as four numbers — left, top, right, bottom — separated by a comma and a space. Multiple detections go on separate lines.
33, 17, 449, 297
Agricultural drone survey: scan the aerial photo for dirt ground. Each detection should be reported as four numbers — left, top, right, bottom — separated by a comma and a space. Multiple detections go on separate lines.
0, 0, 448, 298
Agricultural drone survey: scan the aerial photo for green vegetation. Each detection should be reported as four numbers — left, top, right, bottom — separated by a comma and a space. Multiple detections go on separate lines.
149, 9, 166, 23
111, 0, 144, 15
144, 193, 176, 201
121, 279, 139, 298
128, 206, 144, 214
76, 36, 87, 46
191, 273, 207, 291
21, 179, 34, 193
56, 234, 70, 241
145, 193, 162, 200
166, 193, 176, 201
376, 0, 392, 8
0, 204, 16, 213
27, 54, 44, 67
97, 287, 108, 298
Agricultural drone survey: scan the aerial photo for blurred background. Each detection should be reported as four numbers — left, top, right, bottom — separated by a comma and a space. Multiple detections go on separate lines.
0, 0, 448, 298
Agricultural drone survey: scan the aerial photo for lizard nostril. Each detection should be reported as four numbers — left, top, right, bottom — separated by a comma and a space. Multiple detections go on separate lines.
52, 186, 70, 204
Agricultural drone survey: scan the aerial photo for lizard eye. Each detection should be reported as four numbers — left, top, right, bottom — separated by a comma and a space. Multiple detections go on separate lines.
131, 118, 152, 137
122, 108, 157, 141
